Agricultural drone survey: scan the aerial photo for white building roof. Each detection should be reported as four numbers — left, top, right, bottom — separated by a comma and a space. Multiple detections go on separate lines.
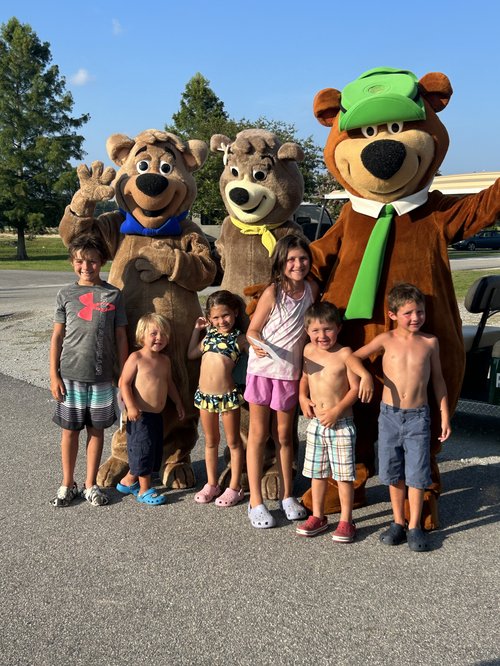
324, 172, 500, 199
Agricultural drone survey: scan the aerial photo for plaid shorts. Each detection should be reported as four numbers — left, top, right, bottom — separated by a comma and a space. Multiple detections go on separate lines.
52, 379, 117, 431
302, 417, 356, 481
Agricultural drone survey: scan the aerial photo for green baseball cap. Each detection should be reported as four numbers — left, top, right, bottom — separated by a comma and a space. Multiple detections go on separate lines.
339, 67, 426, 132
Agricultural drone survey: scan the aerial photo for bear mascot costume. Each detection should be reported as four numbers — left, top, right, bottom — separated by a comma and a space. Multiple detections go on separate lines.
304, 67, 500, 529
59, 129, 216, 489
210, 129, 307, 498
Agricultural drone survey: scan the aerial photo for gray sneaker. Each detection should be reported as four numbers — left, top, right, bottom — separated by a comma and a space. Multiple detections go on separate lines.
82, 484, 109, 506
50, 483, 79, 507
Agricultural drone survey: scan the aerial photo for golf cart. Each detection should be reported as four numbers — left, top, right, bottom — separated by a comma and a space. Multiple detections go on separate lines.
459, 275, 500, 415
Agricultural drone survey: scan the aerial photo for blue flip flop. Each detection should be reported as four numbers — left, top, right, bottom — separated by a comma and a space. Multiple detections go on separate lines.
116, 481, 140, 496
136, 488, 167, 505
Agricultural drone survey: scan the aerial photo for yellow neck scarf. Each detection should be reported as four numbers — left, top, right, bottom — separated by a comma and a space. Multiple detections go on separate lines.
230, 217, 284, 256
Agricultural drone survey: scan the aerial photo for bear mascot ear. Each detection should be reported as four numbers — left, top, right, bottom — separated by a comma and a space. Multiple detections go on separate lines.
313, 88, 342, 127
184, 140, 209, 172
277, 142, 305, 163
418, 72, 453, 112
210, 134, 233, 153
106, 133, 135, 166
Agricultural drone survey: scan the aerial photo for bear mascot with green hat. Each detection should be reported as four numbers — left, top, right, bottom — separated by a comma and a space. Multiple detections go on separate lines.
305, 67, 500, 529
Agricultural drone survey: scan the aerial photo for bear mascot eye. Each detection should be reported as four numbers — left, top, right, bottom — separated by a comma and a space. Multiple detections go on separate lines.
361, 125, 378, 138
136, 159, 150, 173
230, 166, 239, 178
160, 161, 173, 175
253, 168, 267, 182
387, 121, 404, 134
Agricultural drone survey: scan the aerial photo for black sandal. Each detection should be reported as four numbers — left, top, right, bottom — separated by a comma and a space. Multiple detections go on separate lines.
379, 522, 407, 546
407, 527, 430, 552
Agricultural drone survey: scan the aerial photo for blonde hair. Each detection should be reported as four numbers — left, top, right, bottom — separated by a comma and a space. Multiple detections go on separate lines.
135, 313, 171, 347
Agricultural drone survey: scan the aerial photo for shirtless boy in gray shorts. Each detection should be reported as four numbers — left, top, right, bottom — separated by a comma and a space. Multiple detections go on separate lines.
347, 283, 451, 552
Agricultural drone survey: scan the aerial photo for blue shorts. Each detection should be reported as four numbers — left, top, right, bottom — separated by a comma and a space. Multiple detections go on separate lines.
303, 418, 356, 481
53, 379, 116, 431
126, 412, 163, 477
378, 403, 432, 490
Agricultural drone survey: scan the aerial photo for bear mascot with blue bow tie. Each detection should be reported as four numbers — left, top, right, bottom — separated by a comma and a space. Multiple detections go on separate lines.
59, 129, 216, 490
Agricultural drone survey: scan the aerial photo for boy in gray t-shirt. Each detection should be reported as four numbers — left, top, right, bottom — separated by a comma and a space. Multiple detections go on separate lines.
50, 234, 128, 507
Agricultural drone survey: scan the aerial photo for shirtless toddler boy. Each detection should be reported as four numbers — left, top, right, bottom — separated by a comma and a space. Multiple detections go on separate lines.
298, 302, 372, 541
117, 313, 185, 505
348, 283, 451, 552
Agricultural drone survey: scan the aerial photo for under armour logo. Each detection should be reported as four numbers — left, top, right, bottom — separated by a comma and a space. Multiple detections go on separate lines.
78, 292, 116, 321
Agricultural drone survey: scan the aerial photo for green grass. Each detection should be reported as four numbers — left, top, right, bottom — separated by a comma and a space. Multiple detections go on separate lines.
452, 268, 500, 299
1, 234, 499, 301
0, 235, 73, 271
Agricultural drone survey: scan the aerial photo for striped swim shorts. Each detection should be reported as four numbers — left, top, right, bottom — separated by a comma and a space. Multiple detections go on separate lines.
302, 417, 356, 481
52, 379, 117, 431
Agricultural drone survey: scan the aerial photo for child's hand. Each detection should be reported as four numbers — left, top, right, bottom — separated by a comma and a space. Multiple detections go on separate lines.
439, 422, 451, 442
176, 402, 185, 421
248, 337, 268, 357
299, 397, 316, 419
126, 406, 142, 421
194, 317, 209, 330
358, 375, 375, 403
50, 376, 66, 402
316, 407, 338, 428
253, 345, 268, 358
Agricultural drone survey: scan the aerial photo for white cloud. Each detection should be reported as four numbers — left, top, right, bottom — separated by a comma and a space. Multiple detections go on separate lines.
70, 68, 95, 86
112, 18, 123, 35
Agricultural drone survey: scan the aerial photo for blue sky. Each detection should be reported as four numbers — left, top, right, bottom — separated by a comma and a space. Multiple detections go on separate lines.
2, 1, 500, 175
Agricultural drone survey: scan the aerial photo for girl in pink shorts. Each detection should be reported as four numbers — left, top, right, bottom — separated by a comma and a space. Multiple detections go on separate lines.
245, 235, 318, 528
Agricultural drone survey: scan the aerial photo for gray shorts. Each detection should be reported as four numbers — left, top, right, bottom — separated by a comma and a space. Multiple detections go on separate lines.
378, 402, 432, 490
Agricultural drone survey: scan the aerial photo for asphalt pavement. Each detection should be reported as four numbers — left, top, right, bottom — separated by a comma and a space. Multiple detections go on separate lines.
0, 269, 499, 665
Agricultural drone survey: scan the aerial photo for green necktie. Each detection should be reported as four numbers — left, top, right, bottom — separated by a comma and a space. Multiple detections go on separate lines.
344, 204, 395, 320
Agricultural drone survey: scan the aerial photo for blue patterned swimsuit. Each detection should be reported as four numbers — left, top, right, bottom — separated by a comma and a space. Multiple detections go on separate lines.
194, 327, 245, 413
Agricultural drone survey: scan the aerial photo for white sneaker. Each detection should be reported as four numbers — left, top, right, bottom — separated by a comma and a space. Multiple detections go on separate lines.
50, 483, 78, 507
82, 484, 108, 506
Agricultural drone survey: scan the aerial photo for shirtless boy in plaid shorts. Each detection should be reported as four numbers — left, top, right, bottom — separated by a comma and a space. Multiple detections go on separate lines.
297, 302, 372, 541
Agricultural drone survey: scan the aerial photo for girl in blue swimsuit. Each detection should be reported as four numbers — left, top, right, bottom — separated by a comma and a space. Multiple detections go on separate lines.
188, 290, 249, 507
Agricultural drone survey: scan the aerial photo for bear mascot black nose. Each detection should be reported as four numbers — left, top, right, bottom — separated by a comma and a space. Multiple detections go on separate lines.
229, 187, 250, 205
136, 173, 169, 196
361, 140, 407, 180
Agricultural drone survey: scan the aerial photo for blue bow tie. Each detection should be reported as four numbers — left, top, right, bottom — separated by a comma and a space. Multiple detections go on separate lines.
119, 209, 188, 237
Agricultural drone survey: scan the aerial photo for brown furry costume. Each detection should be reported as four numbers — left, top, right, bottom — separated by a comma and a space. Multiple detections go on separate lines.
59, 129, 216, 489
304, 69, 500, 529
210, 129, 307, 497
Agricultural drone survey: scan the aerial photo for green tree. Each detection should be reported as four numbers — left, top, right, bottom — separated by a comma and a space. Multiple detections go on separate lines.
165, 72, 240, 224
0, 17, 88, 259
167, 73, 338, 224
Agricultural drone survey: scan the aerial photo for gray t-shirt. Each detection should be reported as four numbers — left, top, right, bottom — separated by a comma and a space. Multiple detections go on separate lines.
54, 281, 127, 382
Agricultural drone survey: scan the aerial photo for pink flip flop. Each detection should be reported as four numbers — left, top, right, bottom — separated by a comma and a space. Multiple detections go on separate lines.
194, 483, 221, 504
215, 487, 244, 507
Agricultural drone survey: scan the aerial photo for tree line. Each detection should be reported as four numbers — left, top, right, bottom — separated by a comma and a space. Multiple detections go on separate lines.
0, 18, 336, 260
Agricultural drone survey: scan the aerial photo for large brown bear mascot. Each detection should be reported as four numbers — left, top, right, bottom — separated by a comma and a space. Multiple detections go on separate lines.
210, 129, 307, 498
305, 68, 500, 528
59, 129, 216, 489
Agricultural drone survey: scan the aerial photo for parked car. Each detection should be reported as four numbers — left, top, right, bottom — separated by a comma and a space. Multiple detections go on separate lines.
452, 230, 500, 251
293, 202, 333, 241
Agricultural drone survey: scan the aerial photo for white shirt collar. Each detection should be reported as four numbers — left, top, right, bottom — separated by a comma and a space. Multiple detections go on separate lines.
348, 183, 431, 218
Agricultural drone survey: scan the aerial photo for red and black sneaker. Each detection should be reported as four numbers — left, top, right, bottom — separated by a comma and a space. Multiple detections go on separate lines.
296, 515, 328, 537
332, 520, 356, 543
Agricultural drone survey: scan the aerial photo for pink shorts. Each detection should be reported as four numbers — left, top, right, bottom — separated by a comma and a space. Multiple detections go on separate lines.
244, 374, 299, 412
